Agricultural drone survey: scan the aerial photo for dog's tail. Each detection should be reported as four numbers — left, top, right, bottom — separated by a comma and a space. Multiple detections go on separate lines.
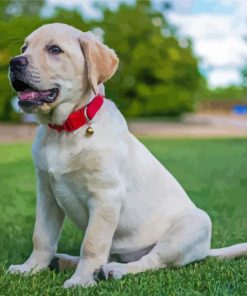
208, 242, 247, 259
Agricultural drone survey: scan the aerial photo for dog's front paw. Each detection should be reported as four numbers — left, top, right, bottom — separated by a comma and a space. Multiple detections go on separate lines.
8, 264, 33, 275
63, 276, 96, 289
8, 263, 47, 275
94, 262, 127, 281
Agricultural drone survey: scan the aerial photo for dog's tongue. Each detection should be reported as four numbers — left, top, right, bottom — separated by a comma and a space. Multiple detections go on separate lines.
18, 89, 51, 100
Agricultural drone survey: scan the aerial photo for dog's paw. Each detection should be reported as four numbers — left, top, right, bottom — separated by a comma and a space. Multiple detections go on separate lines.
94, 262, 127, 281
8, 263, 47, 275
63, 276, 96, 289
8, 264, 32, 275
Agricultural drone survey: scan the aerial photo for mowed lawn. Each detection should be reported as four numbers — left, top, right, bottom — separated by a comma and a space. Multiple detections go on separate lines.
0, 138, 246, 296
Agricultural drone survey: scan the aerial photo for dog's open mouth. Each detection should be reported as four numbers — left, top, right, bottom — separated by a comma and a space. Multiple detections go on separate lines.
12, 79, 59, 109
18, 88, 59, 108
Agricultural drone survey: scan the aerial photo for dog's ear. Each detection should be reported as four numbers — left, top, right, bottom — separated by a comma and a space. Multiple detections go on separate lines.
79, 33, 119, 94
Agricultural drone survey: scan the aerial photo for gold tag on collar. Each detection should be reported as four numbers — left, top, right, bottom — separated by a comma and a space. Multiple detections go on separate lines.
86, 126, 94, 136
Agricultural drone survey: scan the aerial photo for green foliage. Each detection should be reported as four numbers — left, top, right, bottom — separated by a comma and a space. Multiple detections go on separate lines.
198, 85, 247, 101
94, 2, 202, 117
0, 0, 45, 20
0, 139, 247, 295
0, 0, 203, 120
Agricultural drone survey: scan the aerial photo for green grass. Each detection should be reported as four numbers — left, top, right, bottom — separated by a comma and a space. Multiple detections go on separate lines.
0, 139, 246, 295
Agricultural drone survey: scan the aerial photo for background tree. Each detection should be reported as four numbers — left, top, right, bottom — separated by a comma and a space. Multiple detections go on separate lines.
0, 0, 45, 20
0, 0, 203, 120
94, 1, 202, 116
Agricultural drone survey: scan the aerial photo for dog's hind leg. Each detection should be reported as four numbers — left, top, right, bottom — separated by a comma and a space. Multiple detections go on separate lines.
49, 254, 80, 272
95, 208, 212, 281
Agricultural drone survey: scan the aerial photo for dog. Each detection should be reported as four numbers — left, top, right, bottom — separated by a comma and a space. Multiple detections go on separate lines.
8, 23, 247, 288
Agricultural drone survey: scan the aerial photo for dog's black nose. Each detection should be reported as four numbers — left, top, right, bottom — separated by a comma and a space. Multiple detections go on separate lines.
9, 56, 28, 71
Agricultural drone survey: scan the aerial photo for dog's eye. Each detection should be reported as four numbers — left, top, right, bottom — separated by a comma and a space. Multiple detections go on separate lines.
21, 46, 27, 53
48, 45, 63, 54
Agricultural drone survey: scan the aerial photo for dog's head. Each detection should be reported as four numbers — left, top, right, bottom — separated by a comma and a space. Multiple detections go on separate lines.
9, 23, 118, 123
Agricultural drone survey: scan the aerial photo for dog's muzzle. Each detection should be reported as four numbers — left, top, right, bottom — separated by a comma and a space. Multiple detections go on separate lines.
9, 56, 59, 113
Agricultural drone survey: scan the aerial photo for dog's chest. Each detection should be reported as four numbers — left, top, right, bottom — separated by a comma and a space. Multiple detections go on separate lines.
33, 129, 103, 228
50, 169, 90, 229
33, 127, 96, 173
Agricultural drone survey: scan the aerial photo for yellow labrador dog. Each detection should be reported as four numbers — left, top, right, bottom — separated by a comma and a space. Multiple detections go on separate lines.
8, 23, 247, 288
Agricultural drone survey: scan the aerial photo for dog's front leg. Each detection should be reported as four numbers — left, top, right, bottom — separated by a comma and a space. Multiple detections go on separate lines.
63, 197, 121, 288
8, 169, 65, 274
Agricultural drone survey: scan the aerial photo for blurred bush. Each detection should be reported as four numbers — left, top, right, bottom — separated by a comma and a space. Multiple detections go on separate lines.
198, 86, 246, 101
0, 0, 203, 121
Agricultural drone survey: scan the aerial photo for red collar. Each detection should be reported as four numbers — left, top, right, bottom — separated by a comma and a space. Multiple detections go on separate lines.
48, 95, 104, 132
